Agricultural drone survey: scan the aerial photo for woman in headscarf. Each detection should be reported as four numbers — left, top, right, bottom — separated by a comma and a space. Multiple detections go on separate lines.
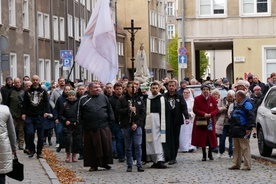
179, 89, 196, 153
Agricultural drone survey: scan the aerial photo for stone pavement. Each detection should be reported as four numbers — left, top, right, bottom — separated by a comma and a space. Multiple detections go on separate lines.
6, 136, 276, 184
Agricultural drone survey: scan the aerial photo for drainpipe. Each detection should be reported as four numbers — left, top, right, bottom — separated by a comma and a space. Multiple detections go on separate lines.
34, 0, 38, 74
148, 0, 151, 79
50, 0, 55, 80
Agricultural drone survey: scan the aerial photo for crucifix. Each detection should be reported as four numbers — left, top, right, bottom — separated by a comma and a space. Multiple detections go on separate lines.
124, 19, 141, 122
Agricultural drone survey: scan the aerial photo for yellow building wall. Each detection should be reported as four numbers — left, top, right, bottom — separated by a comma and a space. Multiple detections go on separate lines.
117, 0, 150, 69
233, 38, 276, 81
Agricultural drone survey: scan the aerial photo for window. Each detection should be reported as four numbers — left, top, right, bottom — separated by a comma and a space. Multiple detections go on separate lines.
87, 0, 91, 11
80, 18, 86, 39
53, 16, 59, 40
60, 17, 65, 41
167, 2, 174, 16
0, 0, 2, 24
92, 0, 97, 11
10, 53, 17, 79
75, 63, 80, 80
22, 0, 29, 29
23, 54, 30, 77
198, 0, 226, 17
39, 59, 45, 82
38, 12, 44, 37
75, 17, 79, 41
263, 47, 276, 80
54, 60, 60, 81
68, 14, 73, 37
9, 0, 16, 26
44, 14, 50, 39
45, 59, 51, 81
241, 0, 270, 16
167, 24, 175, 39
117, 42, 124, 56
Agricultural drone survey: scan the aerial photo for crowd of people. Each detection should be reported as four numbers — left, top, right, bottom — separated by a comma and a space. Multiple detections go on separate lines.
0, 72, 276, 180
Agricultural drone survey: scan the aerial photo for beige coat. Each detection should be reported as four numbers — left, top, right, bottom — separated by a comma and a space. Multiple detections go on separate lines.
0, 105, 17, 174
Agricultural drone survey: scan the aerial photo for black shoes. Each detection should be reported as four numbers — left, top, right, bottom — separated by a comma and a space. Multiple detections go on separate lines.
202, 157, 207, 161
28, 151, 34, 158
151, 161, 167, 169
126, 167, 132, 172
168, 160, 177, 165
119, 158, 125, 162
102, 165, 111, 170
78, 155, 83, 160
113, 153, 118, 159
89, 167, 98, 172
56, 147, 61, 152
48, 140, 53, 146
137, 167, 144, 172
37, 154, 43, 159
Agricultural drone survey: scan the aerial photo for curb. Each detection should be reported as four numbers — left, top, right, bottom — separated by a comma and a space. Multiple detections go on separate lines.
251, 154, 276, 164
39, 158, 60, 184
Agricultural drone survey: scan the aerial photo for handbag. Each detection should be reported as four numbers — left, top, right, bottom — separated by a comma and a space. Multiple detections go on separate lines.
7, 154, 24, 181
196, 117, 208, 126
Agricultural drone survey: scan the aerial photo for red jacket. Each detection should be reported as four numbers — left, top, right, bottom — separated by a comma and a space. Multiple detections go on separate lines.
191, 95, 219, 148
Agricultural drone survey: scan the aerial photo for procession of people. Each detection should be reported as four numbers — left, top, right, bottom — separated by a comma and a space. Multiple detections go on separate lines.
1, 71, 275, 178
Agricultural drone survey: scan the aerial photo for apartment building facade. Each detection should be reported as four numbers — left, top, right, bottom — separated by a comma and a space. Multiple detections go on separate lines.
178, 0, 276, 82
117, 0, 167, 80
0, 0, 125, 84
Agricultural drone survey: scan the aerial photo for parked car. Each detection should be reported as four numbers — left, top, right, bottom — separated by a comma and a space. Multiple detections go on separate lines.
256, 86, 276, 157
186, 85, 202, 97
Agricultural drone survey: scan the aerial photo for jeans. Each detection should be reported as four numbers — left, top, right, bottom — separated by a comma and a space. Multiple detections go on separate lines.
219, 125, 233, 156
122, 126, 142, 168
0, 174, 5, 184
25, 116, 44, 154
112, 124, 125, 159
55, 121, 63, 145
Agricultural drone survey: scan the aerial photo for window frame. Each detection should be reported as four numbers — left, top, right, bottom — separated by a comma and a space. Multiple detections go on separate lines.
0, 0, 2, 25
39, 58, 45, 82
68, 14, 73, 37
22, 0, 29, 29
54, 60, 60, 81
167, 2, 174, 16
60, 17, 65, 41
23, 54, 30, 77
9, 0, 16, 27
53, 15, 59, 41
167, 24, 175, 39
10, 53, 17, 79
262, 46, 276, 82
37, 12, 44, 38
197, 0, 227, 18
74, 17, 79, 41
240, 0, 271, 17
44, 13, 50, 39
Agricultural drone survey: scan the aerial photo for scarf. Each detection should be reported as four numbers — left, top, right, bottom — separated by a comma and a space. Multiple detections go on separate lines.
145, 93, 166, 143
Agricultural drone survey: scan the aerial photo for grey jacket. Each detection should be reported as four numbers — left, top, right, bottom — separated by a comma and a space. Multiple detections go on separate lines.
0, 105, 17, 174
49, 87, 63, 108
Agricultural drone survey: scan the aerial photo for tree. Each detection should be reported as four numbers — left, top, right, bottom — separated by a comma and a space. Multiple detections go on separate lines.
167, 35, 178, 76
199, 50, 208, 78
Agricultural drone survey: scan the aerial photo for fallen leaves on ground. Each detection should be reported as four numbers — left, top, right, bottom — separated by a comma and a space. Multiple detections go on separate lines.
256, 158, 276, 166
42, 148, 84, 184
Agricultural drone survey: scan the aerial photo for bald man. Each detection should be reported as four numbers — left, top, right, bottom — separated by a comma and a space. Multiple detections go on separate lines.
21, 75, 49, 159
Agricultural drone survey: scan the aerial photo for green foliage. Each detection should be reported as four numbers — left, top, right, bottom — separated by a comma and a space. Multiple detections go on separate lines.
167, 35, 178, 76
199, 50, 208, 78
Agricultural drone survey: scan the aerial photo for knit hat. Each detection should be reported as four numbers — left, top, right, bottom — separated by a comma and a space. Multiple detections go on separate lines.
68, 90, 76, 96
222, 78, 229, 83
253, 86, 261, 91
44, 81, 51, 90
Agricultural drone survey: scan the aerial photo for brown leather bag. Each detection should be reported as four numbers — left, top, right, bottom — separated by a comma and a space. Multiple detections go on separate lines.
196, 117, 207, 126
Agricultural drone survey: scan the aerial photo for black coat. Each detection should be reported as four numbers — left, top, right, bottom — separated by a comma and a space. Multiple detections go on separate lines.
78, 93, 115, 131
116, 93, 146, 128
